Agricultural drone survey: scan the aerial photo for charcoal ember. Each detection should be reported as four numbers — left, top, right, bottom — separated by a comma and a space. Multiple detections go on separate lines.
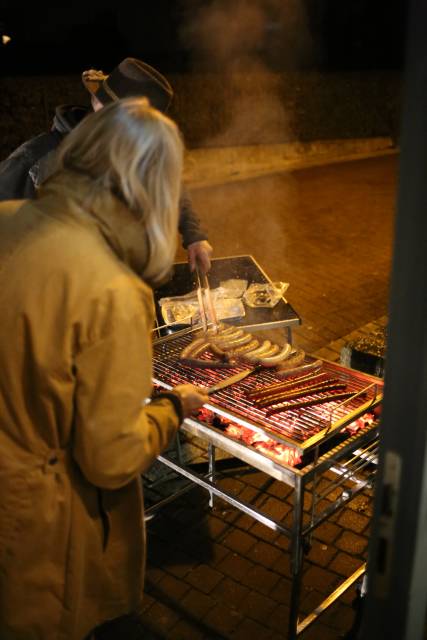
225, 424, 258, 444
224, 424, 301, 467
344, 411, 376, 435
197, 407, 218, 424
247, 431, 272, 446
225, 424, 242, 438
212, 415, 229, 429
197, 407, 232, 430
253, 442, 301, 466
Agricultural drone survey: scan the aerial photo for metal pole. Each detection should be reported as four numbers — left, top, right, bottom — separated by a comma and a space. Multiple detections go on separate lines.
208, 442, 216, 508
288, 475, 305, 639
359, 0, 427, 638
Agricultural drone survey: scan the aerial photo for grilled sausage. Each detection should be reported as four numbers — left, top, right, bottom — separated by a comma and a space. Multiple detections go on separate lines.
231, 338, 260, 354
275, 348, 306, 371
259, 343, 292, 367
212, 332, 253, 349
247, 372, 329, 400
240, 340, 274, 362
209, 342, 228, 358
255, 382, 346, 408
218, 325, 243, 337
256, 344, 281, 359
275, 359, 323, 378
180, 337, 210, 359
201, 325, 241, 340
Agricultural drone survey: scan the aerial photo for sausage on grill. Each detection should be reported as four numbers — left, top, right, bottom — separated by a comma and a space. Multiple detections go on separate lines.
259, 343, 292, 367
180, 337, 210, 359
276, 358, 323, 378
247, 371, 329, 400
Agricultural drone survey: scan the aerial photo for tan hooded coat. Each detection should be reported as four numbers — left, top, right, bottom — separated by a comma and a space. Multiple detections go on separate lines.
0, 172, 180, 640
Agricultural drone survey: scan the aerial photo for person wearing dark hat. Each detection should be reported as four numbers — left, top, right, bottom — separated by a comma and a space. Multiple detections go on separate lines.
0, 57, 213, 273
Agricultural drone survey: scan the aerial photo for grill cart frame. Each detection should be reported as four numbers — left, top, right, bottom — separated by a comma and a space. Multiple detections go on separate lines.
149, 330, 382, 638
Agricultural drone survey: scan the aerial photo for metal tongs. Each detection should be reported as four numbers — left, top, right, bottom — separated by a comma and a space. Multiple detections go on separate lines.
195, 263, 219, 333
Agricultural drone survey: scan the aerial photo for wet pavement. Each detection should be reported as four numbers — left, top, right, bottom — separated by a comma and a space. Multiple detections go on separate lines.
180, 153, 397, 354
95, 152, 398, 640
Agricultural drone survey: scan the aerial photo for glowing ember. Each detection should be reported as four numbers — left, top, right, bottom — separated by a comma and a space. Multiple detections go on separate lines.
252, 441, 302, 466
197, 407, 213, 423
195, 406, 302, 467
168, 398, 378, 469
224, 424, 302, 467
343, 412, 376, 435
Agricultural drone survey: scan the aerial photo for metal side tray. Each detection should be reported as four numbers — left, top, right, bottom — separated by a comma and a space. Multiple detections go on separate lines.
153, 254, 301, 336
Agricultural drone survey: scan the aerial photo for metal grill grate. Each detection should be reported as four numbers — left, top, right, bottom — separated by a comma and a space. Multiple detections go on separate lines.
153, 331, 382, 452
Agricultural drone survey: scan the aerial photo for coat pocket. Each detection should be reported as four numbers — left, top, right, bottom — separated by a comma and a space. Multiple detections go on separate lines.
0, 472, 32, 565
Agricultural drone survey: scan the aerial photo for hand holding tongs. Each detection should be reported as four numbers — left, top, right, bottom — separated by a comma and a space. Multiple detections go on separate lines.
195, 261, 219, 333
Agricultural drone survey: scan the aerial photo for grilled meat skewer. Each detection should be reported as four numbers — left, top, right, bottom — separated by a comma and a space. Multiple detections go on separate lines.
266, 391, 367, 416
255, 382, 346, 408
247, 372, 331, 400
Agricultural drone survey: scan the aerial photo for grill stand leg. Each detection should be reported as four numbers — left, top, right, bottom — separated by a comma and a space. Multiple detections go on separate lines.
208, 443, 216, 508
149, 417, 379, 637
306, 445, 321, 554
288, 475, 305, 640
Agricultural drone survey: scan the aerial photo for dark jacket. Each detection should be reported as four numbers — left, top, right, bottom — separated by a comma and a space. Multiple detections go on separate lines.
0, 105, 207, 248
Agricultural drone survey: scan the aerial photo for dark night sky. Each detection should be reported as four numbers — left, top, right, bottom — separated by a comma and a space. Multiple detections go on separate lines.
0, 1, 407, 76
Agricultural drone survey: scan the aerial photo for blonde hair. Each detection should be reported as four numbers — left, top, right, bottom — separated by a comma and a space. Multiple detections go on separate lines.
57, 97, 183, 285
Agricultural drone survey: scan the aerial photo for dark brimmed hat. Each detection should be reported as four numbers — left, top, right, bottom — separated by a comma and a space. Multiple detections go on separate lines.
82, 57, 173, 113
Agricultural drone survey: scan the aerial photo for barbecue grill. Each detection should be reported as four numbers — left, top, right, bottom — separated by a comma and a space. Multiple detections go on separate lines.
150, 328, 383, 638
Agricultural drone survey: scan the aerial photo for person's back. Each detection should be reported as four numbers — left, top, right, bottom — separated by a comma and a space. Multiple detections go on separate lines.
0, 175, 153, 447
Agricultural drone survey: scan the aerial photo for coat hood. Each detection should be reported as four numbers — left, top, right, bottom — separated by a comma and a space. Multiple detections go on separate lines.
37, 170, 151, 279
52, 105, 90, 135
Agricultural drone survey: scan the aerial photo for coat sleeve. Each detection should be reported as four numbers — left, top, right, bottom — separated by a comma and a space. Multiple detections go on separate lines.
0, 142, 38, 200
178, 186, 209, 248
72, 280, 181, 490
0, 131, 62, 201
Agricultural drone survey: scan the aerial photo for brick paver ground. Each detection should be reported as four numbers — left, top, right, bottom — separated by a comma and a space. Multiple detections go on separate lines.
94, 154, 397, 639
180, 153, 396, 354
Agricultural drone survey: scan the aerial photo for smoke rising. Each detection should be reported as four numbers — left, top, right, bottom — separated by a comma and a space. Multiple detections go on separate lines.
180, 0, 314, 146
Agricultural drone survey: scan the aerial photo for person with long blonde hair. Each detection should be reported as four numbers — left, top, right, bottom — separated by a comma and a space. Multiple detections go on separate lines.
0, 97, 208, 640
